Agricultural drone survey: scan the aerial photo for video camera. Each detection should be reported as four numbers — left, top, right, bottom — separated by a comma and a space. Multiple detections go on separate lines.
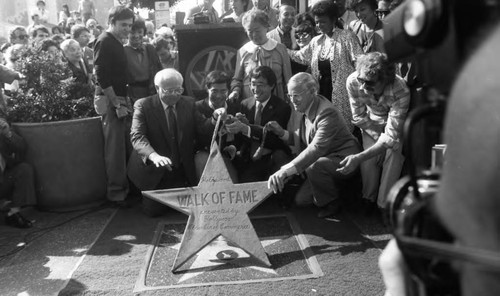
383, 0, 500, 294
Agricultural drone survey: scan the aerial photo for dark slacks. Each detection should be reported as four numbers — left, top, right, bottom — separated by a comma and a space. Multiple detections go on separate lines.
142, 166, 190, 217
0, 162, 36, 208
102, 105, 132, 202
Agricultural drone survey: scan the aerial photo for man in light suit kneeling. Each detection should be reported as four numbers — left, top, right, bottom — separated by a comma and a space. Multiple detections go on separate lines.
267, 72, 361, 218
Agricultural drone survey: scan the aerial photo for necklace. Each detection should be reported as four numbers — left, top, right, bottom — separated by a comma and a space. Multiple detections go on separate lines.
319, 35, 333, 61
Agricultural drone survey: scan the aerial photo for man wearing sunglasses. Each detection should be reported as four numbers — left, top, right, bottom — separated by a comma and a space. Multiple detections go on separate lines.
339, 52, 409, 221
128, 69, 206, 217
9, 27, 30, 46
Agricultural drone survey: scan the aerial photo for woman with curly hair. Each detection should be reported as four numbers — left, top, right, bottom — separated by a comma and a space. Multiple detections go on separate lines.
346, 0, 385, 53
288, 0, 362, 131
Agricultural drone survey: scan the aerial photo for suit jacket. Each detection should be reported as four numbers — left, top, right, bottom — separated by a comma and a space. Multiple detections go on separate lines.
239, 94, 291, 155
287, 95, 360, 173
128, 95, 207, 190
194, 97, 240, 151
267, 27, 298, 50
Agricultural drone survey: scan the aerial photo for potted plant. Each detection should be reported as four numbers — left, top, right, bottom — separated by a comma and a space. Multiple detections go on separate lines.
6, 46, 106, 212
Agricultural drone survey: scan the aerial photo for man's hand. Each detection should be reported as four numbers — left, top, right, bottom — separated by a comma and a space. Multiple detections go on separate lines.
268, 169, 288, 194
0, 118, 12, 138
225, 119, 247, 134
379, 239, 408, 296
265, 121, 285, 137
115, 105, 130, 119
228, 91, 239, 102
235, 112, 249, 125
337, 154, 361, 175
148, 152, 174, 171
364, 126, 382, 141
213, 107, 227, 122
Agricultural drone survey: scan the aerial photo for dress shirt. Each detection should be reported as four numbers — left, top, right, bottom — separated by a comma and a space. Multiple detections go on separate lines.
242, 96, 270, 138
347, 72, 410, 149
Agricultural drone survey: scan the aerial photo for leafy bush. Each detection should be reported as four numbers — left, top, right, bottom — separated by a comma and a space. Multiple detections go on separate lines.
6, 46, 96, 123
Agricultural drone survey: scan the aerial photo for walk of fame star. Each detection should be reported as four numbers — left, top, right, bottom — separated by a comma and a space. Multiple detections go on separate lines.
142, 142, 273, 273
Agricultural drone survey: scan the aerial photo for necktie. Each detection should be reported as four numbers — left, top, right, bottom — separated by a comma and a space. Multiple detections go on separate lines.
254, 102, 263, 126
255, 46, 263, 66
0, 153, 6, 174
166, 105, 180, 167
281, 30, 292, 49
299, 114, 307, 149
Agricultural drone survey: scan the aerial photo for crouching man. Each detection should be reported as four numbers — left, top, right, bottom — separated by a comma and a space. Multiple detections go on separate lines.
267, 72, 361, 218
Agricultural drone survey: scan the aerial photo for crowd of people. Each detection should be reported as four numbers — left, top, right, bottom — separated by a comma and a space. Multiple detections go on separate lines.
3, 1, 500, 295
1, 0, 409, 232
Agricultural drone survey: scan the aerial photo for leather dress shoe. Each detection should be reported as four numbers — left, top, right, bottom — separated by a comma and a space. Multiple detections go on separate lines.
317, 199, 342, 218
5, 213, 33, 228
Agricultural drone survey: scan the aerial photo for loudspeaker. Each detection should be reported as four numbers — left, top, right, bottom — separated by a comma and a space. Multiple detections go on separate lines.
175, 23, 249, 100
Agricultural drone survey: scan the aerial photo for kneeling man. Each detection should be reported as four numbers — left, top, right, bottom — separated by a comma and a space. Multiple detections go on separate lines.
267, 72, 361, 218
128, 68, 206, 216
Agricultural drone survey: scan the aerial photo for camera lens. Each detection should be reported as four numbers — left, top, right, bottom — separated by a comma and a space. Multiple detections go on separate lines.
404, 0, 427, 37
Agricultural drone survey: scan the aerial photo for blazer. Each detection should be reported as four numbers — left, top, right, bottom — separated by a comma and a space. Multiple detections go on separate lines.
239, 94, 291, 154
194, 97, 240, 151
128, 95, 207, 190
267, 27, 298, 50
287, 95, 359, 173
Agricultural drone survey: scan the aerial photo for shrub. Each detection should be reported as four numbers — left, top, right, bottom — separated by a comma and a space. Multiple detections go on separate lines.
6, 45, 96, 123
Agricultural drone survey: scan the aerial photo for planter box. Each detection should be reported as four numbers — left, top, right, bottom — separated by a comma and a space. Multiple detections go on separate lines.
12, 117, 107, 212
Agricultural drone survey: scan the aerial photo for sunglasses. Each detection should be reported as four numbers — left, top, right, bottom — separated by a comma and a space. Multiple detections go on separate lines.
295, 32, 311, 39
357, 76, 377, 87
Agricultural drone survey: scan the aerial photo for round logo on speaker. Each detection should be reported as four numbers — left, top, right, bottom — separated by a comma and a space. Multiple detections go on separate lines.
184, 45, 238, 101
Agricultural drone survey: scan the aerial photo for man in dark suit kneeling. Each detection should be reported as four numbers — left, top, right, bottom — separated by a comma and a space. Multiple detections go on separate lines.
127, 68, 207, 217
226, 66, 292, 183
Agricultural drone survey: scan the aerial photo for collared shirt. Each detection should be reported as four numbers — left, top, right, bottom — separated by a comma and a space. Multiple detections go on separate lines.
346, 72, 410, 149
124, 44, 150, 83
208, 100, 228, 111
243, 96, 271, 138
232, 38, 292, 101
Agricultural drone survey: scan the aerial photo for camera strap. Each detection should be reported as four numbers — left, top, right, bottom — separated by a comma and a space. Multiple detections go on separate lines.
396, 234, 500, 272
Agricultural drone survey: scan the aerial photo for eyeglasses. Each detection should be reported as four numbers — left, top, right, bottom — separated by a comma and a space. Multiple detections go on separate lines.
357, 76, 377, 87
295, 32, 311, 39
287, 88, 309, 99
160, 87, 183, 95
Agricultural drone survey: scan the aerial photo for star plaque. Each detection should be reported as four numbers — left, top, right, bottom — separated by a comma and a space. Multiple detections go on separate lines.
142, 142, 273, 273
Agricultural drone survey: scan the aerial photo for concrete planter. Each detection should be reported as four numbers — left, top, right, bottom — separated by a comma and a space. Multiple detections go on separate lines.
12, 117, 107, 212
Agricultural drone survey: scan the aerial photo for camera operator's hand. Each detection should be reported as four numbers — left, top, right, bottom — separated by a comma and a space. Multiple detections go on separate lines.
337, 154, 361, 175
0, 118, 12, 138
148, 152, 174, 171
225, 119, 248, 134
265, 121, 285, 137
212, 107, 227, 122
379, 239, 408, 296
